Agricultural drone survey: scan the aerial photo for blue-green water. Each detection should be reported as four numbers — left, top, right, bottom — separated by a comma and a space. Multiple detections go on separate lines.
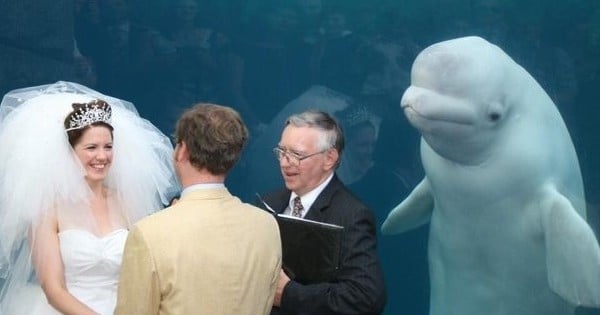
1, 0, 599, 314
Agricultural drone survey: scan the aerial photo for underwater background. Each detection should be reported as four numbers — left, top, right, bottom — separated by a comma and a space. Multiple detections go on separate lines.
0, 0, 599, 314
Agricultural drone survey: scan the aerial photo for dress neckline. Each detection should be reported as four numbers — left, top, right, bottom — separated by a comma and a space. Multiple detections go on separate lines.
58, 228, 128, 239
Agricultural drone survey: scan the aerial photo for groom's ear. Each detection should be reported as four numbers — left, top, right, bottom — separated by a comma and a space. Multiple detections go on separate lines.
174, 142, 190, 163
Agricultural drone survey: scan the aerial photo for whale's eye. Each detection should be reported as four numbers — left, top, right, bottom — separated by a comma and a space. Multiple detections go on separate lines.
489, 112, 501, 122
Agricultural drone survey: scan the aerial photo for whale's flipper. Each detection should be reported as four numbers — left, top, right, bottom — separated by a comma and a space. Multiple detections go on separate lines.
382, 178, 434, 234
543, 187, 600, 307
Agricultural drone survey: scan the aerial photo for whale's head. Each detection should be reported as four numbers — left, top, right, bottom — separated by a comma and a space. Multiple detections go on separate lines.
401, 36, 521, 165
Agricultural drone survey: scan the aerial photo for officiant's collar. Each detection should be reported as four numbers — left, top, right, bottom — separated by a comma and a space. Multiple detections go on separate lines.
289, 173, 333, 213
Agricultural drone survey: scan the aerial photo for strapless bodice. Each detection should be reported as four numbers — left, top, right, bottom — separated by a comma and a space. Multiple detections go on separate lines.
59, 229, 128, 315
1, 229, 129, 315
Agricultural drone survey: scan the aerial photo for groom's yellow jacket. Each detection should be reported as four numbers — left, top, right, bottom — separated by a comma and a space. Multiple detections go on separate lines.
114, 188, 282, 315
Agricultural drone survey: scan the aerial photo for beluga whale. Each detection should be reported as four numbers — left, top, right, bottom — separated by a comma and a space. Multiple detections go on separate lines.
381, 36, 600, 315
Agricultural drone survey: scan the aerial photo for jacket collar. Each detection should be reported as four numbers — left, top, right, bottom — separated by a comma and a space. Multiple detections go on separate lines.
179, 187, 231, 202
265, 174, 343, 220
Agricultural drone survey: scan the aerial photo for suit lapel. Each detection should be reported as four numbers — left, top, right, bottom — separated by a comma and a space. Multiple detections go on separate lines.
304, 175, 342, 222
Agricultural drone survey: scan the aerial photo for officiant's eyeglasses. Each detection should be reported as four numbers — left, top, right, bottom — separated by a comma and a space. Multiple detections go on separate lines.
273, 147, 327, 166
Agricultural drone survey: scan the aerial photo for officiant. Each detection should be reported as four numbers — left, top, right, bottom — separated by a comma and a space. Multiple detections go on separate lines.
258, 109, 386, 315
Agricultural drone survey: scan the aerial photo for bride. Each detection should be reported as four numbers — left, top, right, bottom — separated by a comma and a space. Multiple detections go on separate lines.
0, 82, 179, 314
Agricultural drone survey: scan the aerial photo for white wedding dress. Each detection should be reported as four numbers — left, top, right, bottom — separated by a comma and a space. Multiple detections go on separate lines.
3, 229, 128, 315
60, 229, 128, 314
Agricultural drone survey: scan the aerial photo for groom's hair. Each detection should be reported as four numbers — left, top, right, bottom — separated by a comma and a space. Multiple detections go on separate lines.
174, 103, 248, 175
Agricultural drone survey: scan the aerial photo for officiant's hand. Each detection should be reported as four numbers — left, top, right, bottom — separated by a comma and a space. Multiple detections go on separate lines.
273, 269, 291, 307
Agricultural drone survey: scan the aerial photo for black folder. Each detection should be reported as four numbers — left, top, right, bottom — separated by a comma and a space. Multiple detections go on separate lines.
256, 194, 344, 284
275, 214, 343, 284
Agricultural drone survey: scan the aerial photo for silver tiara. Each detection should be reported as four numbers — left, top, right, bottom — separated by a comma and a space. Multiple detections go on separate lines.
66, 100, 112, 131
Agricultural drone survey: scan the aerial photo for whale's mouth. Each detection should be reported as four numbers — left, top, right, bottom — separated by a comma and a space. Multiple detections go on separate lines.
403, 104, 475, 126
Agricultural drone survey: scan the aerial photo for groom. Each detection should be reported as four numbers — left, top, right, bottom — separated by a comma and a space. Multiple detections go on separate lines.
115, 104, 282, 314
